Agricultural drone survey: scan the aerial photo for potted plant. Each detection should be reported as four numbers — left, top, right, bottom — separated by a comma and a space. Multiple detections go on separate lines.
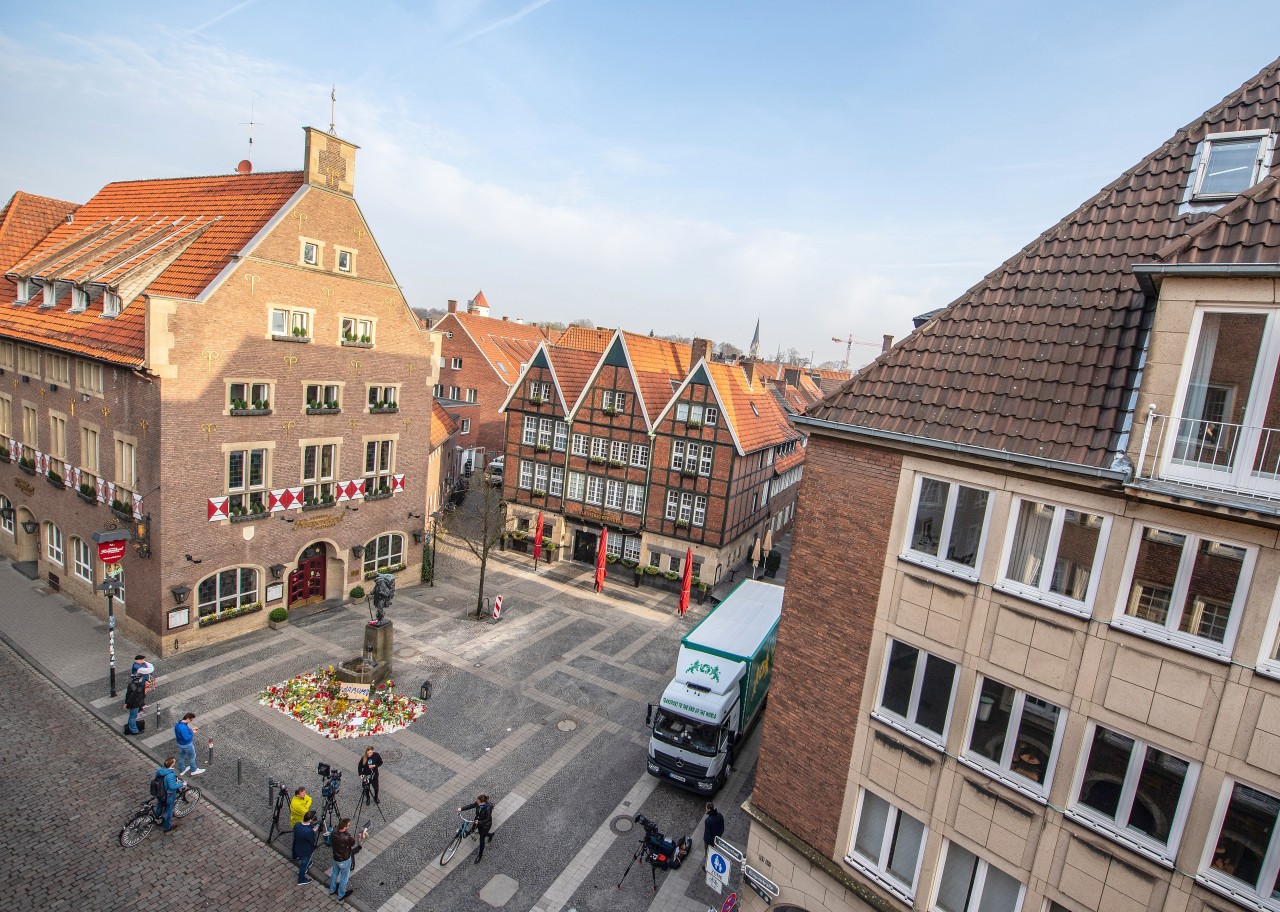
78, 481, 97, 504
291, 325, 308, 339
765, 549, 782, 578
605, 553, 619, 565
110, 498, 132, 519
531, 488, 546, 498
543, 541, 559, 564
675, 518, 690, 529
535, 443, 550, 453
267, 607, 289, 630
46, 467, 64, 488
349, 585, 366, 600
18, 455, 35, 474
0, 444, 10, 463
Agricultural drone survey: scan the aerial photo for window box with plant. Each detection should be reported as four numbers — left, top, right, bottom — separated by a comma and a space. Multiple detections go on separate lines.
267, 607, 289, 629
229, 397, 272, 416
605, 553, 619, 565
589, 455, 606, 465
77, 482, 97, 504
674, 519, 691, 529
110, 498, 133, 520
46, 467, 64, 488
306, 399, 341, 415
680, 466, 698, 477
607, 459, 625, 468
0, 445, 9, 463
528, 395, 546, 406
302, 495, 336, 511
531, 488, 546, 498
341, 331, 374, 349
686, 419, 702, 429
365, 485, 392, 502
663, 569, 681, 581
602, 406, 619, 416
230, 502, 267, 523
18, 456, 35, 475
364, 562, 407, 580
621, 557, 639, 569
370, 403, 399, 414
198, 601, 263, 628
534, 443, 550, 453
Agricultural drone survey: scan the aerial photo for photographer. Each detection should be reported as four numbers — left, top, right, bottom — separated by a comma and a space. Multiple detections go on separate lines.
358, 746, 383, 805
289, 787, 312, 828
291, 809, 318, 886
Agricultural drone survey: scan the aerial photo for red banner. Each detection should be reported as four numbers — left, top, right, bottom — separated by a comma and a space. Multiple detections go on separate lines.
594, 528, 608, 592
678, 547, 693, 616
533, 512, 545, 561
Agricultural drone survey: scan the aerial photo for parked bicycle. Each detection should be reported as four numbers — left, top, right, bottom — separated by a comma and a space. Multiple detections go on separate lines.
118, 782, 201, 847
438, 810, 479, 866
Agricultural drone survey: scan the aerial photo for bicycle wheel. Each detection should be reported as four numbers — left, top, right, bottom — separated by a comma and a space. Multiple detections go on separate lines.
119, 811, 155, 847
439, 829, 464, 866
174, 787, 201, 817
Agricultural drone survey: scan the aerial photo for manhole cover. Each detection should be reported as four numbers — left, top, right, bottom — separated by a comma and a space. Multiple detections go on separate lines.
610, 815, 634, 834
435, 597, 445, 603
557, 720, 577, 732
380, 749, 404, 763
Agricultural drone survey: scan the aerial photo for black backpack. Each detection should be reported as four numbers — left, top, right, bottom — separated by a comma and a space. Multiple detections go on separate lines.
150, 774, 167, 802
125, 677, 145, 705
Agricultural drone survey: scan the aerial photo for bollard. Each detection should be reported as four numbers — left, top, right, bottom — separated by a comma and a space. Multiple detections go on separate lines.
237, 757, 243, 785
207, 737, 214, 766
268, 778, 277, 806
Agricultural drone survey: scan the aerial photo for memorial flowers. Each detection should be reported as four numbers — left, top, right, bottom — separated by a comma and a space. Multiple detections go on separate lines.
257, 666, 425, 738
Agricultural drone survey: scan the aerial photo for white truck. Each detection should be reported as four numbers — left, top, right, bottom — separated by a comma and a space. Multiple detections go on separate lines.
646, 579, 783, 794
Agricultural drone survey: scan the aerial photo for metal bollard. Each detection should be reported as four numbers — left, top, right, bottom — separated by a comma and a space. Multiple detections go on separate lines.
207, 737, 214, 766
155, 704, 164, 729
237, 757, 243, 785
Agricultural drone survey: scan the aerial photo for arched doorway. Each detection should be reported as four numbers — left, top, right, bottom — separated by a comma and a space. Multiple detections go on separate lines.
289, 543, 327, 607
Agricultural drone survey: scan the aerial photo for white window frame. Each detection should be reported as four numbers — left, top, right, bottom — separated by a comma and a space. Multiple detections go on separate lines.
625, 483, 644, 514
72, 537, 93, 582
590, 437, 608, 460
451, 357, 463, 369
931, 840, 1025, 912
585, 475, 603, 505
336, 248, 354, 273
534, 463, 549, 493
699, 444, 713, 476
1197, 777, 1280, 912
666, 490, 679, 520
671, 440, 686, 471
46, 522, 64, 565
301, 240, 320, 266
960, 676, 1066, 800
610, 440, 627, 463
460, 418, 471, 435
537, 418, 554, 449
1112, 523, 1255, 661
1190, 130, 1274, 202
996, 498, 1111, 618
553, 421, 568, 452
522, 416, 538, 446
693, 495, 707, 527
630, 443, 649, 467
340, 316, 374, 345
518, 460, 534, 490
0, 495, 12, 535
847, 789, 926, 904
364, 534, 404, 574
1067, 721, 1200, 864
605, 479, 624, 510
872, 637, 957, 749
549, 466, 564, 497
705, 407, 719, 426
676, 403, 689, 422
900, 475, 993, 583
571, 434, 589, 456
270, 306, 312, 339
567, 471, 585, 501
301, 442, 338, 503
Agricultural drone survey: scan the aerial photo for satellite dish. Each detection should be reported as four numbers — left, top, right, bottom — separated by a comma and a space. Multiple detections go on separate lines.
236, 159, 253, 174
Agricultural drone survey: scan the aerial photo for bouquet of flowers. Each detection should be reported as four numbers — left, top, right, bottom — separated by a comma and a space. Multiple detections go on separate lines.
258, 667, 426, 739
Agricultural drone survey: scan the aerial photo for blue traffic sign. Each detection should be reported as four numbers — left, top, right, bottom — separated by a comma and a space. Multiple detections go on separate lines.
710, 852, 728, 876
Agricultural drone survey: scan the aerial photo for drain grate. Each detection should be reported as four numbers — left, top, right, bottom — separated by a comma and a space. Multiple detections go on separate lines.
610, 815, 634, 834
557, 720, 578, 732
380, 749, 404, 763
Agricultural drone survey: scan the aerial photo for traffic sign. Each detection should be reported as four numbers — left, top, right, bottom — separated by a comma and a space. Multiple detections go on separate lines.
492, 595, 503, 620
707, 850, 730, 878
722, 894, 737, 912
705, 868, 724, 893
97, 539, 126, 564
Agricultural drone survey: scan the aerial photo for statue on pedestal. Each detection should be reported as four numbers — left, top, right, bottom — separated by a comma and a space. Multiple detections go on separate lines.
372, 573, 396, 624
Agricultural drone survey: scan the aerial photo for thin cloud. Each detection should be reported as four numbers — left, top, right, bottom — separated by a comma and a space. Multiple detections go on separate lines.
451, 0, 555, 48
186, 0, 264, 35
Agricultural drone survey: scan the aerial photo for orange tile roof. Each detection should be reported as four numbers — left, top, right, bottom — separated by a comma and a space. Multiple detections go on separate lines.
545, 346, 603, 411
556, 326, 614, 353
449, 311, 557, 385
0, 192, 79, 273
0, 171, 304, 366
706, 360, 799, 453
430, 399, 460, 449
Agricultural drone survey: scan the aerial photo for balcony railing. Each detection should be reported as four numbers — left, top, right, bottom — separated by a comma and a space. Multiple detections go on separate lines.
1135, 406, 1280, 501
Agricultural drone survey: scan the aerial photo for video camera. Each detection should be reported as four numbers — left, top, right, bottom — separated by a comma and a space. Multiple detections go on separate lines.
634, 813, 661, 838
318, 762, 342, 798
632, 813, 690, 871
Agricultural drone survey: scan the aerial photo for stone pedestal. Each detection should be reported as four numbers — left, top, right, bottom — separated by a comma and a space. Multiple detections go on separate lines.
365, 620, 393, 667
334, 621, 393, 688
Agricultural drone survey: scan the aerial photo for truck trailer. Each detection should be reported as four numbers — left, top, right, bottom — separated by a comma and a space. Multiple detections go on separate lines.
646, 579, 783, 794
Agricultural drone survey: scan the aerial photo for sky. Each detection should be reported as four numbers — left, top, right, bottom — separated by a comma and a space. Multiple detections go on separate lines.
1, 2, 1278, 370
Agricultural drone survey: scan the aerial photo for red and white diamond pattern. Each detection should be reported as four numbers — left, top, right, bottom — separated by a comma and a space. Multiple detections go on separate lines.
208, 497, 229, 522
206, 476, 408, 521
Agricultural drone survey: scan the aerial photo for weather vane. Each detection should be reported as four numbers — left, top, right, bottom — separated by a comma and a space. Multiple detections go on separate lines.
329, 85, 337, 135
238, 100, 263, 174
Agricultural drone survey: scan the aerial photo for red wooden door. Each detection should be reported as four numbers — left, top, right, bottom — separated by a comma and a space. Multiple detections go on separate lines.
288, 545, 326, 607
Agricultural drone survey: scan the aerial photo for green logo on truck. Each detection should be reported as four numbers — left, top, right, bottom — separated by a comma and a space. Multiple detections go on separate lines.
686, 660, 720, 683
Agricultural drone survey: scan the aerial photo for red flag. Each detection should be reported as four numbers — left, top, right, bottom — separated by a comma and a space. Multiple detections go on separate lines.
595, 528, 608, 592
677, 547, 693, 616
533, 512, 545, 561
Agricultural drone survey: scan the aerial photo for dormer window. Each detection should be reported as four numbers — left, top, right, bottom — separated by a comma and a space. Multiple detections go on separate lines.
70, 287, 88, 313
42, 282, 57, 308
1190, 131, 1273, 201
103, 291, 121, 317
14, 278, 29, 303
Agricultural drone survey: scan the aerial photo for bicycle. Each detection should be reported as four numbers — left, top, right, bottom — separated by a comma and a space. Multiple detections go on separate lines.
118, 782, 201, 847
438, 811, 479, 866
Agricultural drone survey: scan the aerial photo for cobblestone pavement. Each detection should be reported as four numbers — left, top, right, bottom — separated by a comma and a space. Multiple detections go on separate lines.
0, 532, 789, 912
0, 636, 335, 911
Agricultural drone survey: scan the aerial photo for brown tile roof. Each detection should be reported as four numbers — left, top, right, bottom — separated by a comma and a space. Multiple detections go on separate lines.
448, 311, 555, 385
811, 57, 1280, 469
1152, 172, 1280, 265
0, 192, 79, 273
544, 345, 601, 411
0, 171, 304, 366
429, 399, 460, 449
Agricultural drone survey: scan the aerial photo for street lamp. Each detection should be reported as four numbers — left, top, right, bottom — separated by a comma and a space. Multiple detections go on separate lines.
171, 585, 191, 605
20, 519, 38, 534
92, 528, 131, 698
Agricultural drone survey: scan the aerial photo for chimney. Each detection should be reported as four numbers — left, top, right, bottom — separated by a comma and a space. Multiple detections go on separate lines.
882, 334, 894, 353
743, 360, 758, 388
783, 367, 801, 387
302, 127, 358, 196
447, 299, 458, 314
691, 337, 713, 364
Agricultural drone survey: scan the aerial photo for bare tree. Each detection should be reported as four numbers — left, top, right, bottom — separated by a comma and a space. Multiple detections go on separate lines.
412, 306, 446, 328
442, 476, 509, 619
717, 341, 743, 360
568, 318, 595, 328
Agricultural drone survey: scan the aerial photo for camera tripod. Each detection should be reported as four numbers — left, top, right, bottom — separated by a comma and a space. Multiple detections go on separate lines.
318, 781, 344, 841
353, 773, 385, 830
266, 782, 289, 844
616, 834, 662, 893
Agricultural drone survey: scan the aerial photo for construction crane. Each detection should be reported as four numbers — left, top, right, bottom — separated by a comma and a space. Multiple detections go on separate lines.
831, 334, 883, 371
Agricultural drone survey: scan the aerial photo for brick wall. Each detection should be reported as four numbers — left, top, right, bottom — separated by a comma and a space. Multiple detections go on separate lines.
433, 312, 511, 460
752, 434, 902, 856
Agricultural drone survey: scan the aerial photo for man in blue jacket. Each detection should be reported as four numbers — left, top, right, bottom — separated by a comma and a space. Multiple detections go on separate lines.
174, 713, 204, 776
292, 809, 319, 885
154, 757, 181, 833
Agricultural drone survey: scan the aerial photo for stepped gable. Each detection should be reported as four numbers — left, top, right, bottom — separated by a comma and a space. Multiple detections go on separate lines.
0, 170, 304, 366
811, 57, 1280, 469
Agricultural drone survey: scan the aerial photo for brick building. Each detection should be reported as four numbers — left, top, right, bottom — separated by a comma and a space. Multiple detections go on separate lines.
0, 127, 439, 655
500, 329, 803, 585
743, 57, 1280, 912
430, 293, 557, 473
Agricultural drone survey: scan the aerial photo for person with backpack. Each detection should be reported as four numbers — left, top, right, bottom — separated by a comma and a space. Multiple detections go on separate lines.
174, 712, 204, 776
123, 671, 148, 735
459, 794, 495, 863
152, 757, 181, 833
292, 809, 319, 886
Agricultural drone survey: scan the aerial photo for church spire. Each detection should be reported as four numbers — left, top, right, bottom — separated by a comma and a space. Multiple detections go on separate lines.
748, 318, 761, 360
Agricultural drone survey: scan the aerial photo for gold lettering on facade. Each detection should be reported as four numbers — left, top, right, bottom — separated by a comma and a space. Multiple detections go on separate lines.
355, 227, 367, 241
280, 420, 296, 435
69, 398, 75, 417
283, 356, 298, 371
244, 273, 261, 295
199, 423, 217, 442
296, 212, 308, 232
297, 513, 344, 530
100, 406, 110, 419
14, 479, 33, 496
139, 420, 149, 437
200, 350, 218, 367
348, 419, 360, 432
322, 288, 333, 303
38, 388, 45, 398
350, 359, 361, 374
